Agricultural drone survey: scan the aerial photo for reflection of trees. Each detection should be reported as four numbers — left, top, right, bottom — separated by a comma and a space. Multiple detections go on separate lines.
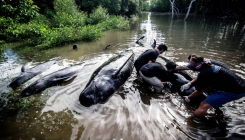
223, 21, 245, 49
190, 17, 245, 52
209, 19, 244, 49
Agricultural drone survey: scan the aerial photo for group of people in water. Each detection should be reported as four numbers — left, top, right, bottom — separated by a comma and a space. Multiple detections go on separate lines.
134, 43, 245, 118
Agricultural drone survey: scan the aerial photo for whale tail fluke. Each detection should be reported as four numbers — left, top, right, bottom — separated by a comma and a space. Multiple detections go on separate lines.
135, 36, 145, 43
103, 45, 110, 50
151, 39, 156, 48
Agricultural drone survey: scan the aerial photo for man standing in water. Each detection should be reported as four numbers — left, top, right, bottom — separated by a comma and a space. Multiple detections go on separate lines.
134, 44, 168, 75
183, 56, 245, 117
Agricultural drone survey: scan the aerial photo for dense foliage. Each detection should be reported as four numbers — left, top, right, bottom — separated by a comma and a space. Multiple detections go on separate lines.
0, 0, 131, 48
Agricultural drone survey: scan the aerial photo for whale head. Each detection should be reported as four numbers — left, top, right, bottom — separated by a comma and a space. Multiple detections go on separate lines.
79, 80, 114, 107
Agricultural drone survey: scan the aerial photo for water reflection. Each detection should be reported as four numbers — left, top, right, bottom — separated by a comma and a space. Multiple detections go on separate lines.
0, 12, 245, 139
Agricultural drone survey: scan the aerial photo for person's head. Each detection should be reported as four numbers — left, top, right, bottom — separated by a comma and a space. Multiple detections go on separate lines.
187, 54, 196, 61
157, 44, 167, 54
166, 62, 176, 72
189, 55, 204, 68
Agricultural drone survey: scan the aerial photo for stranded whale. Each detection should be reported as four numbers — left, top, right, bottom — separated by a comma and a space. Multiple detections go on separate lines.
79, 51, 134, 107
9, 57, 61, 89
21, 62, 86, 97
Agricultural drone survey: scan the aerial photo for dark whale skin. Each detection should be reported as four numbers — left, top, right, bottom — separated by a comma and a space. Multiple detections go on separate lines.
79, 51, 134, 107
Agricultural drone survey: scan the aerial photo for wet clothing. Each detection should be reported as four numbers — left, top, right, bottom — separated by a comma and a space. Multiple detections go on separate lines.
139, 71, 164, 93
206, 90, 245, 108
140, 62, 196, 94
134, 49, 159, 74
196, 65, 245, 94
140, 62, 168, 81
195, 64, 245, 107
140, 62, 168, 92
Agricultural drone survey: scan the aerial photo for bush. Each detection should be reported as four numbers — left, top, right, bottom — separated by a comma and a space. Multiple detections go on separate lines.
97, 16, 130, 31
87, 6, 109, 25
53, 0, 87, 27
1, 0, 130, 48
53, 12, 87, 27
35, 25, 102, 48
4, 19, 49, 42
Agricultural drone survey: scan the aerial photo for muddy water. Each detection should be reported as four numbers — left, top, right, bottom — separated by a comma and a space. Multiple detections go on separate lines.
0, 12, 245, 139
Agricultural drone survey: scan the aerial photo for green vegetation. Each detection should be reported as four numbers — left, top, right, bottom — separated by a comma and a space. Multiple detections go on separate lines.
0, 0, 132, 49
0, 91, 43, 116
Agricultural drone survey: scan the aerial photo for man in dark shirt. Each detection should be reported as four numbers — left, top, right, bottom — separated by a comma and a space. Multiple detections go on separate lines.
178, 54, 230, 91
139, 62, 173, 94
185, 56, 245, 117
134, 44, 167, 75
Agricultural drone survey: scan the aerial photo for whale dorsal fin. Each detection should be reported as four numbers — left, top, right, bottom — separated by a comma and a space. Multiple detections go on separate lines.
151, 39, 156, 48
114, 52, 134, 77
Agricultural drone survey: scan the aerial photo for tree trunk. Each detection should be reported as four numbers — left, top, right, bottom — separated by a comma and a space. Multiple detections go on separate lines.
184, 0, 196, 20
169, 0, 175, 19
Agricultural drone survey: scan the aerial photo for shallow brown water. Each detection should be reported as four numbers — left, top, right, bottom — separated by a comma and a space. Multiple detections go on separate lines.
0, 12, 245, 139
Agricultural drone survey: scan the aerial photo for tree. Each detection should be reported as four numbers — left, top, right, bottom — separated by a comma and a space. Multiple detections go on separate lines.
169, 0, 179, 19
0, 0, 39, 22
184, 0, 196, 20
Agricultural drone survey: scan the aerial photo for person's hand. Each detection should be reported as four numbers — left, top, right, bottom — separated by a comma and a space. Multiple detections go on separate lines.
166, 81, 173, 88
183, 96, 190, 103
180, 82, 191, 92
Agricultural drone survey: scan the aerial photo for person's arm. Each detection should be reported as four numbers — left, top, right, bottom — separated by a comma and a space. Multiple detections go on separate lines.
184, 89, 204, 103
189, 78, 197, 85
188, 90, 204, 99
174, 66, 190, 71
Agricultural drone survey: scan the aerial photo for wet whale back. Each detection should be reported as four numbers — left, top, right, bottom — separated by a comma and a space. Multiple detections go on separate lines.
21, 62, 85, 97
79, 51, 134, 107
9, 57, 61, 89
115, 53, 134, 81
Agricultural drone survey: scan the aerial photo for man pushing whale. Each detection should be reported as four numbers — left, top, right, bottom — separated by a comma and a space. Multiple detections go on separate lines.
181, 55, 245, 117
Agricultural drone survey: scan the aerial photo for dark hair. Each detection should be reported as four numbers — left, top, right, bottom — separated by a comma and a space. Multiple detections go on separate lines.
191, 56, 204, 63
166, 62, 176, 70
157, 44, 167, 51
187, 54, 196, 60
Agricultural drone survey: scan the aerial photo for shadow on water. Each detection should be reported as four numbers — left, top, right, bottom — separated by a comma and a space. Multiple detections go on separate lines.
0, 12, 245, 139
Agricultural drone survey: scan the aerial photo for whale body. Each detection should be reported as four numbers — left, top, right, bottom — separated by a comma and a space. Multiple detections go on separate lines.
79, 51, 134, 107
9, 57, 61, 89
21, 62, 85, 97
